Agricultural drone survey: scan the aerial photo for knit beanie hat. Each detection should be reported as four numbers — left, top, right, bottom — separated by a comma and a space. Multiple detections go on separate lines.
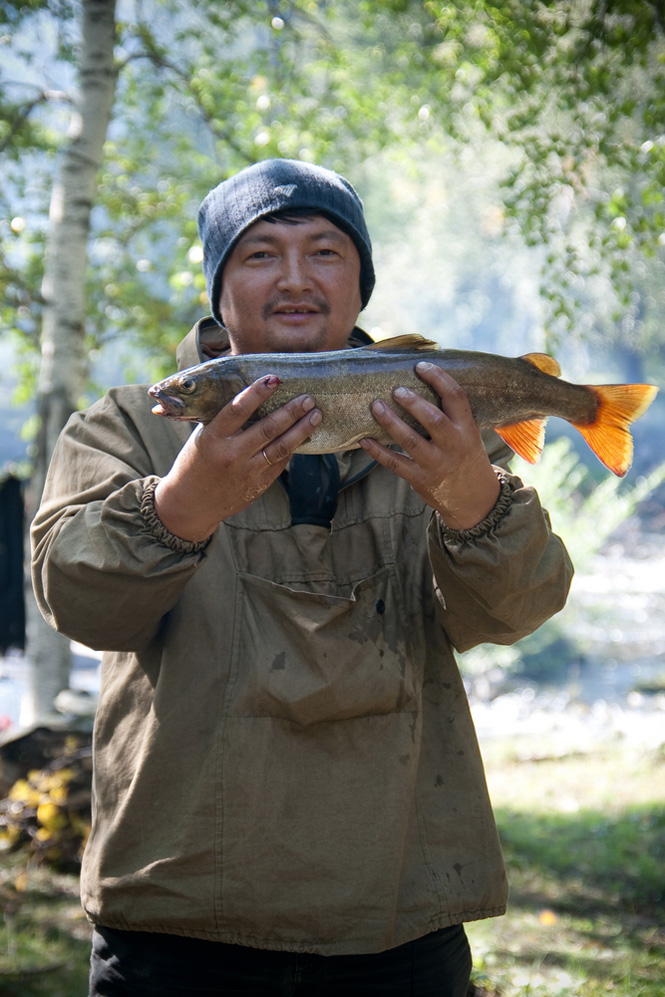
197, 159, 375, 325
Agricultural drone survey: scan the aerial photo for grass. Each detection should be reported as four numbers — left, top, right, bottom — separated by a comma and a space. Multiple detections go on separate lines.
468, 739, 665, 996
0, 739, 663, 996
0, 859, 91, 996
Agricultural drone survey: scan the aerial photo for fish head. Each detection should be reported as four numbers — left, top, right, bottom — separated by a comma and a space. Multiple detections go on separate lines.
148, 361, 245, 423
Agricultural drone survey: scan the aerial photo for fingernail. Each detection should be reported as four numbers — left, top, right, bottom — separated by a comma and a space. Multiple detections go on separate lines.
301, 396, 315, 412
393, 386, 411, 400
416, 361, 433, 372
263, 375, 281, 388
310, 409, 322, 426
372, 400, 386, 415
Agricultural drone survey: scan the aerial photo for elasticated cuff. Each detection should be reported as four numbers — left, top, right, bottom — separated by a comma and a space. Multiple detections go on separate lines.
140, 480, 211, 555
437, 469, 514, 544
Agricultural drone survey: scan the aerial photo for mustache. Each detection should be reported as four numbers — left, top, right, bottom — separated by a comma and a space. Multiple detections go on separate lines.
262, 296, 331, 319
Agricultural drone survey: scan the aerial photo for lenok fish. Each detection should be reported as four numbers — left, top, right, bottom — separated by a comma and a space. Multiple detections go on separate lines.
148, 334, 658, 476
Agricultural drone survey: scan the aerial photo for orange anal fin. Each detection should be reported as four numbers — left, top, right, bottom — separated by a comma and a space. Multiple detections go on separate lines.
573, 383, 658, 477
494, 418, 548, 464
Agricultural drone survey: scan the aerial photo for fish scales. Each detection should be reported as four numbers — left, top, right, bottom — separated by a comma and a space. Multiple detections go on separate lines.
148, 334, 658, 476
222, 351, 594, 453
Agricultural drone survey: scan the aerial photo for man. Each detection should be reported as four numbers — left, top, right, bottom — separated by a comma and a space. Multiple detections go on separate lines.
31, 159, 573, 996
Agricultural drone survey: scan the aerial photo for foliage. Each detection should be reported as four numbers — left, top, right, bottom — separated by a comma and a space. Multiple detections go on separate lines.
2, 0, 665, 407
460, 437, 665, 685
510, 436, 665, 568
2, 0, 416, 395
419, 0, 665, 346
0, 743, 91, 871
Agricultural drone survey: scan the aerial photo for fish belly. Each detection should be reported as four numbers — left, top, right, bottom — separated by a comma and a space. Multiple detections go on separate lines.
291, 376, 438, 454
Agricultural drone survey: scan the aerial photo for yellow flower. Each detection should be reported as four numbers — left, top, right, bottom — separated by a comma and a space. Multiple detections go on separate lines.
9, 779, 41, 807
49, 786, 68, 805
37, 802, 66, 831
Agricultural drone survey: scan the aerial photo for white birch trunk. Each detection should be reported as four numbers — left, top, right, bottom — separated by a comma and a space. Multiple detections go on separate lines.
24, 0, 118, 724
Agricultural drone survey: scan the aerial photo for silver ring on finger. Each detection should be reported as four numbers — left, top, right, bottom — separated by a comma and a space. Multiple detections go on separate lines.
262, 448, 273, 467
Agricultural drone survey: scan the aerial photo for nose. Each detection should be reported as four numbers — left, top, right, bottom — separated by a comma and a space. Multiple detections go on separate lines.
276, 248, 313, 294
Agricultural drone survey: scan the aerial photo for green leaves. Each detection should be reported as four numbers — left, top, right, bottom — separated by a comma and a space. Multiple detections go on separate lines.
2, 0, 665, 403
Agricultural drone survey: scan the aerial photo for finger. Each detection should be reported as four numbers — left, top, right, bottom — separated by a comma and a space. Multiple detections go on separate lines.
208, 376, 318, 448
358, 433, 420, 481
391, 386, 450, 448
369, 397, 437, 464
205, 374, 280, 435
247, 392, 321, 451
414, 362, 474, 420
206, 375, 286, 436
256, 407, 323, 467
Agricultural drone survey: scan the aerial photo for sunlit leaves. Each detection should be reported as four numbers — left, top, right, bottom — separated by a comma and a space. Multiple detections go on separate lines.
2, 0, 665, 400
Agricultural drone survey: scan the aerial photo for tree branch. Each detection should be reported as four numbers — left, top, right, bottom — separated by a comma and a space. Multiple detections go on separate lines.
0, 88, 74, 153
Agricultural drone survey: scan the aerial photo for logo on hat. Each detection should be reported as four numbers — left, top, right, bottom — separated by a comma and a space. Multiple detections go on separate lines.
274, 184, 298, 197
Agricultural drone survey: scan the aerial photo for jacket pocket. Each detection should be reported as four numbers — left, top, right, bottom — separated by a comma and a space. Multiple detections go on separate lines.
227, 566, 418, 725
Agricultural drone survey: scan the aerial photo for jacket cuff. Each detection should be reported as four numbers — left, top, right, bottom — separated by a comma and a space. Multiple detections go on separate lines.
140, 480, 211, 555
437, 469, 514, 544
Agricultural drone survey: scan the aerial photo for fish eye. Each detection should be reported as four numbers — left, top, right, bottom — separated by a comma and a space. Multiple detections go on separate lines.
180, 378, 197, 394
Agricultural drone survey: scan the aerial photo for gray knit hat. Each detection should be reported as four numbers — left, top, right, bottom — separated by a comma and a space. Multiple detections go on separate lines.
197, 159, 375, 325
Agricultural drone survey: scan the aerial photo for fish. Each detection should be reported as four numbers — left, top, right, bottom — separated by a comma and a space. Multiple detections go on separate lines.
148, 334, 658, 476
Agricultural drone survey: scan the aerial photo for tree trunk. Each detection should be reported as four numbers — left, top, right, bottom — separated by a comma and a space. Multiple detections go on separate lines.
24, 0, 118, 724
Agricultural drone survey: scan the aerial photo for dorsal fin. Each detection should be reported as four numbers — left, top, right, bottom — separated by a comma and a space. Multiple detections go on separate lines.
520, 353, 562, 377
366, 334, 439, 352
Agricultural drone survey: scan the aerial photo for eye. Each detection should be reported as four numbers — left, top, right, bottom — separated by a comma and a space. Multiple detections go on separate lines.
246, 249, 274, 262
179, 378, 198, 394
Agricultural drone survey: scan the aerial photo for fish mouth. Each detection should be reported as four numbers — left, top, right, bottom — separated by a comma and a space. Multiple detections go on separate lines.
148, 387, 188, 419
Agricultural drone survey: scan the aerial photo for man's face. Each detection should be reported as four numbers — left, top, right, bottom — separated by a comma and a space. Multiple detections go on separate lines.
219, 214, 363, 355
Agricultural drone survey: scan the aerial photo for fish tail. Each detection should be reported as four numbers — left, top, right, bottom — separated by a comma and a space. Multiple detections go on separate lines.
573, 383, 658, 477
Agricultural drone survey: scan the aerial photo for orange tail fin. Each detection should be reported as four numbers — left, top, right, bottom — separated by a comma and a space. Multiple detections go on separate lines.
573, 383, 658, 477
494, 418, 548, 464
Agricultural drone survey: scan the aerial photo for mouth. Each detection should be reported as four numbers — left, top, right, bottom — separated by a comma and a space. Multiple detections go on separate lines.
264, 297, 330, 322
148, 388, 187, 419
272, 305, 320, 318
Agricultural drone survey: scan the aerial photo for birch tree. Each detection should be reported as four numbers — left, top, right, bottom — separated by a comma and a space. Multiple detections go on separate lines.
24, 0, 118, 721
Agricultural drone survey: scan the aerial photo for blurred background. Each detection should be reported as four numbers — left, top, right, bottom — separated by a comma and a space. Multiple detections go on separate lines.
0, 2, 663, 994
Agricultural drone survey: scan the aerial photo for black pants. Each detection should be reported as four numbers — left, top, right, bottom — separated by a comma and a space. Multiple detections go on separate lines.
89, 923, 472, 996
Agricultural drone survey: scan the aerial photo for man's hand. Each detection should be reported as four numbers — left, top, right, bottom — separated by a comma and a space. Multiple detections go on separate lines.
154, 375, 322, 542
359, 361, 500, 531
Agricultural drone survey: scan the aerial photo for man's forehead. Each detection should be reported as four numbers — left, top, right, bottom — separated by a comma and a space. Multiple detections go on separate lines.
237, 214, 350, 244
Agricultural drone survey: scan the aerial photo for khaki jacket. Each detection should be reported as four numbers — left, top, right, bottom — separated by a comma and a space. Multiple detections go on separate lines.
31, 320, 573, 955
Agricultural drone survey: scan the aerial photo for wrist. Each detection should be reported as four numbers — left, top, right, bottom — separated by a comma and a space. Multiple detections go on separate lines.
437, 469, 514, 543
434, 462, 502, 531
153, 478, 217, 544
141, 481, 213, 552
